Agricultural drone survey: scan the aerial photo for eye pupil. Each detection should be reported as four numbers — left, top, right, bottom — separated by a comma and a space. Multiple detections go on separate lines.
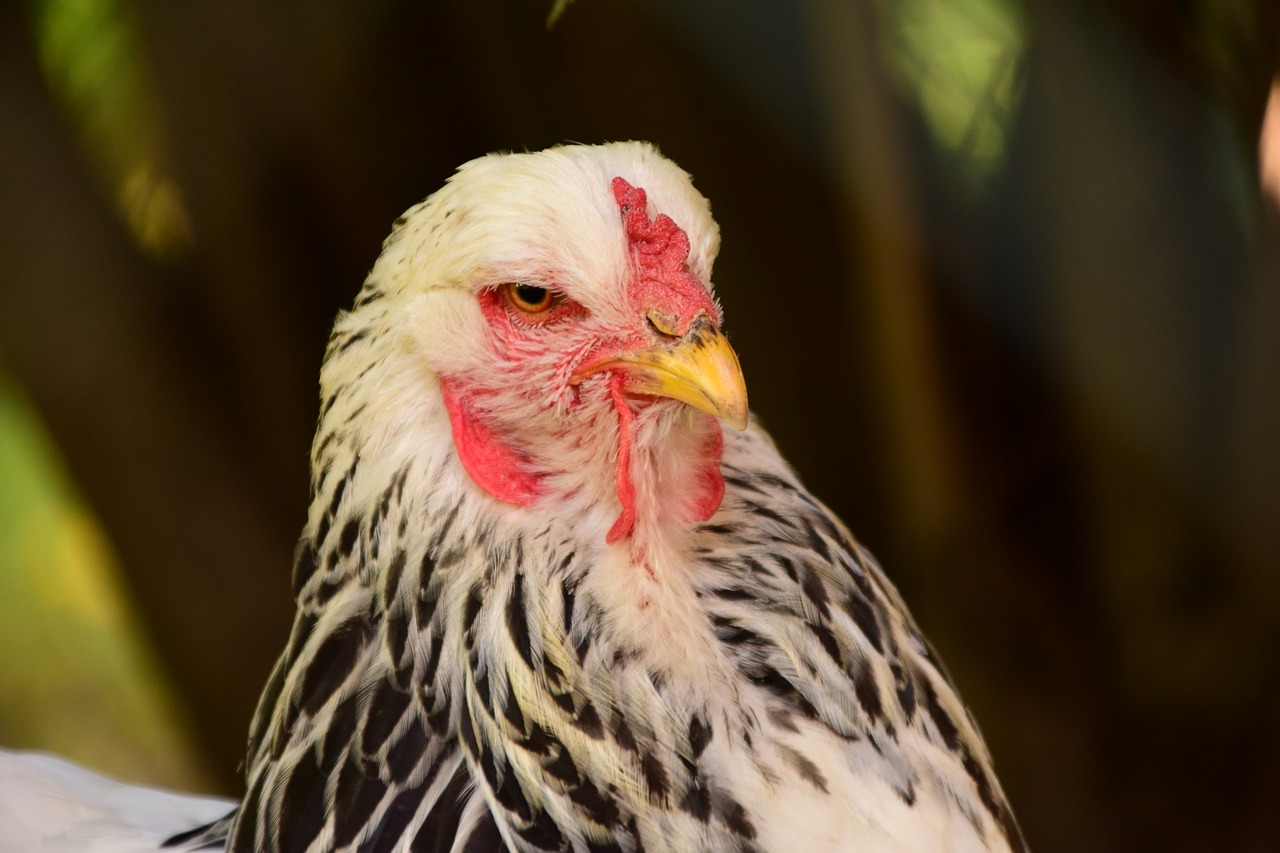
515, 284, 546, 304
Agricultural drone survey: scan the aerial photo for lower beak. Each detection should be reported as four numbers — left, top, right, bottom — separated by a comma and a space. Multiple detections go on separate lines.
575, 316, 749, 431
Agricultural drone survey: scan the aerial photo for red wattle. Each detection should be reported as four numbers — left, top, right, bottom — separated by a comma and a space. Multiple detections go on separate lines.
687, 423, 725, 523
606, 373, 637, 544
440, 378, 542, 507
605, 380, 725, 543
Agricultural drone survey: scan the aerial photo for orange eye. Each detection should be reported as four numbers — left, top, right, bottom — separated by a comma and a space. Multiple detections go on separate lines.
505, 282, 555, 314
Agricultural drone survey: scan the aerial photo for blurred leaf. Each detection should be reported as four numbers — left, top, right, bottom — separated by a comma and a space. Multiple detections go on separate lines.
547, 0, 578, 29
875, 0, 1026, 190
29, 0, 192, 259
0, 371, 212, 790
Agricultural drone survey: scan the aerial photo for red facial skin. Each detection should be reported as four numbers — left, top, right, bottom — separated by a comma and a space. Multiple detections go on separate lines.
438, 178, 727, 544
439, 378, 543, 507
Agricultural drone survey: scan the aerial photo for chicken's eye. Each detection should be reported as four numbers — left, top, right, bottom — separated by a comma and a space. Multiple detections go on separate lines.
505, 283, 555, 314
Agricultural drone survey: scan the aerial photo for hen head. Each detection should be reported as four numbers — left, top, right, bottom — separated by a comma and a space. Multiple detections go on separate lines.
336, 142, 747, 548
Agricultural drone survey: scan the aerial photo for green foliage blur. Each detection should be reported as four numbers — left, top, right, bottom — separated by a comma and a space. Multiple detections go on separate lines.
0, 372, 212, 791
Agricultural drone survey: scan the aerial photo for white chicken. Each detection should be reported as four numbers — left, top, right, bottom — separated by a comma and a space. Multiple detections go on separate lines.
1, 142, 1025, 853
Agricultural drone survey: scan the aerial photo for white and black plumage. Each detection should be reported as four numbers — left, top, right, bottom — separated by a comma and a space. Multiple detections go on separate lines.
2, 142, 1025, 853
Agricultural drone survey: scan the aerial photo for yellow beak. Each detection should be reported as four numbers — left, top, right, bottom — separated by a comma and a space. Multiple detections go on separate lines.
577, 315, 749, 431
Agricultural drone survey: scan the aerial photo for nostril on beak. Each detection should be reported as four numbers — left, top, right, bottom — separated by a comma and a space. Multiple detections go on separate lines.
646, 308, 716, 342
645, 308, 682, 341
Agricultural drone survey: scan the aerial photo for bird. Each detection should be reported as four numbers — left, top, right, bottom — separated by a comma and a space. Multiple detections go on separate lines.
0, 141, 1025, 853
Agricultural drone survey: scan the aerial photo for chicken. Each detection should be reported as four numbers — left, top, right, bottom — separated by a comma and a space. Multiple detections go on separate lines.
0, 751, 232, 852
0, 142, 1026, 853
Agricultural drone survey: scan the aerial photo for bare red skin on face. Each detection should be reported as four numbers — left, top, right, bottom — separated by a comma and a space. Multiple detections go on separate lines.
475, 285, 586, 331
440, 378, 543, 507
442, 178, 728, 543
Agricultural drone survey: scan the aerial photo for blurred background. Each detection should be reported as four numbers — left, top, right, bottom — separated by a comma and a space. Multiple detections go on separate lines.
1, 0, 1278, 849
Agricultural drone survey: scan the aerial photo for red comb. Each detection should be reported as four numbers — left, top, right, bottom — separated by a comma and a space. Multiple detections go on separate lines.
611, 177, 715, 330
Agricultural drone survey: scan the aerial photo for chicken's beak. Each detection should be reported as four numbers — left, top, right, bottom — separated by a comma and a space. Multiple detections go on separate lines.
576, 314, 749, 431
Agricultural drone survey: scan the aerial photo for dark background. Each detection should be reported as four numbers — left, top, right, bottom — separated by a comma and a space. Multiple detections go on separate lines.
2, 1, 1278, 850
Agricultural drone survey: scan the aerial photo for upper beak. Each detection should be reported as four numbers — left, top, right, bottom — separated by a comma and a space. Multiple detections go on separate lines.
574, 313, 749, 431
